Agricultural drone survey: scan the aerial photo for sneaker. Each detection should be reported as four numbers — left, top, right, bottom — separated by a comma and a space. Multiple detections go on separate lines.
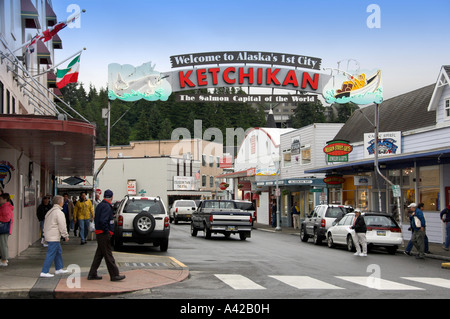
354, 252, 360, 256
55, 269, 69, 275
360, 253, 367, 257
443, 247, 449, 251
0, 261, 8, 267
404, 251, 411, 256
40, 272, 54, 278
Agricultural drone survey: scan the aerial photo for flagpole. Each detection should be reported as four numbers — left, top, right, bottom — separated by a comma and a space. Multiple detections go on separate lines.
32, 48, 86, 78
12, 9, 86, 54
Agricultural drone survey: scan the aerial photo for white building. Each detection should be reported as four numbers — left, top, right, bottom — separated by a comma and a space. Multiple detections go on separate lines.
0, 1, 96, 258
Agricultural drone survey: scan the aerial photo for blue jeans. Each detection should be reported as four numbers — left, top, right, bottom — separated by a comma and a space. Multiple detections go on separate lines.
445, 223, 450, 249
41, 242, 63, 273
78, 219, 90, 242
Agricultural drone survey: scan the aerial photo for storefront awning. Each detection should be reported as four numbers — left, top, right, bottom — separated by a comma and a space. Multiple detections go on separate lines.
305, 147, 450, 175
0, 115, 96, 176
21, 0, 41, 29
37, 41, 52, 65
45, 1, 57, 26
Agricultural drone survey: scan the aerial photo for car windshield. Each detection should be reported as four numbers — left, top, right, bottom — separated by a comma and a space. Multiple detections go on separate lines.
123, 199, 164, 214
176, 201, 196, 207
204, 201, 235, 209
364, 215, 397, 227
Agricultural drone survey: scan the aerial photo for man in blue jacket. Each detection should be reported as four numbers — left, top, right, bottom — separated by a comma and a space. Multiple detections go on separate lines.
87, 189, 125, 281
409, 202, 426, 259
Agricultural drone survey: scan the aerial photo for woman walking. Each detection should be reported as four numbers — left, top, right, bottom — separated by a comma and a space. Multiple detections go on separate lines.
0, 193, 14, 266
40, 195, 70, 278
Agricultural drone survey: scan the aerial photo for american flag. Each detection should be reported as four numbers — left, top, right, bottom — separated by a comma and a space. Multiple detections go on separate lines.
195, 170, 201, 180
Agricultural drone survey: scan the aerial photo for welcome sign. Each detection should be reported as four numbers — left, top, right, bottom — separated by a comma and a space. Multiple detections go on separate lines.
108, 51, 329, 102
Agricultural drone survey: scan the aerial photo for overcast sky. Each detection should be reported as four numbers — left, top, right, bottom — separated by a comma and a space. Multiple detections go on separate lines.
52, 0, 450, 101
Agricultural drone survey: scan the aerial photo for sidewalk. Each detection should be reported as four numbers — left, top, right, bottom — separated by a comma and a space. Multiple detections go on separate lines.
253, 223, 450, 262
0, 238, 189, 299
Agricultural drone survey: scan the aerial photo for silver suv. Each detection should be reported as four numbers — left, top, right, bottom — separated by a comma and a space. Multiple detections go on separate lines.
111, 196, 170, 251
300, 204, 353, 245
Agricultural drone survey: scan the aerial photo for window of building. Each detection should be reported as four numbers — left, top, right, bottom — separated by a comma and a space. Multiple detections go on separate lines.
301, 146, 311, 165
6, 89, 10, 114
202, 154, 206, 166
445, 98, 450, 118
209, 155, 213, 167
209, 176, 214, 187
202, 175, 206, 187
283, 151, 291, 168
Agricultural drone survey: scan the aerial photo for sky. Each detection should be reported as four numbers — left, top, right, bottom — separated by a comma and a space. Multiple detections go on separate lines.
51, 0, 450, 102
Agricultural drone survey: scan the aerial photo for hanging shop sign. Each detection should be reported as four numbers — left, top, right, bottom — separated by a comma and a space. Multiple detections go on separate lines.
323, 140, 353, 162
363, 131, 401, 158
323, 175, 345, 185
0, 161, 15, 189
322, 68, 383, 105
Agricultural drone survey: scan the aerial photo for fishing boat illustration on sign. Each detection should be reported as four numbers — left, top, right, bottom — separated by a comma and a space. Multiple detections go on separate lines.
322, 67, 383, 105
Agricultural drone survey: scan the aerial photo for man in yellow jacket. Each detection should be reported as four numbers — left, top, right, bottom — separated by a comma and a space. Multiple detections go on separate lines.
73, 192, 94, 245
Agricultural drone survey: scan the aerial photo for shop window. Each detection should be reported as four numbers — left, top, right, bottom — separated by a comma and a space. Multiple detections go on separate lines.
419, 165, 440, 211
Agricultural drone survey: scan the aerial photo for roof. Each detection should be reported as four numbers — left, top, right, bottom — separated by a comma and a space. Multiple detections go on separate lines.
334, 84, 436, 143
428, 65, 450, 111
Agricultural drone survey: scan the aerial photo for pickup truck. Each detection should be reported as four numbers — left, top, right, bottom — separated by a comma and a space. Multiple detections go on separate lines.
191, 200, 252, 240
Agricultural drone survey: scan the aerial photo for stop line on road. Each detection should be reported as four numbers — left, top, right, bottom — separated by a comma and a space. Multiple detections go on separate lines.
214, 274, 450, 291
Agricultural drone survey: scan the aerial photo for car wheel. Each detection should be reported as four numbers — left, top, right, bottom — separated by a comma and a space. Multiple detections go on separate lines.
347, 235, 355, 252
239, 233, 247, 241
313, 229, 322, 245
133, 212, 156, 235
160, 238, 169, 252
300, 226, 309, 242
327, 233, 335, 248
190, 222, 198, 237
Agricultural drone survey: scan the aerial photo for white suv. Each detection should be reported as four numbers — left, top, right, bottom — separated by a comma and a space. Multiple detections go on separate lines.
112, 195, 170, 251
169, 200, 197, 224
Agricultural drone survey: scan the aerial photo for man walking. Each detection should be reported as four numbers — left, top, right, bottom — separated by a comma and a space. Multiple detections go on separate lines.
88, 189, 125, 282
409, 203, 426, 259
441, 205, 450, 251
292, 202, 300, 230
73, 192, 94, 245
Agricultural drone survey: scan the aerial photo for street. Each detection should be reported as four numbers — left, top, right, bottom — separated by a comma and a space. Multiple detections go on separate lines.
112, 223, 450, 300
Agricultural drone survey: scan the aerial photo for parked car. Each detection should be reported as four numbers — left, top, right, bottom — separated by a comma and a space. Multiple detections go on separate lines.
232, 200, 256, 226
326, 212, 402, 254
300, 204, 353, 245
169, 199, 197, 224
111, 195, 170, 251
191, 200, 252, 240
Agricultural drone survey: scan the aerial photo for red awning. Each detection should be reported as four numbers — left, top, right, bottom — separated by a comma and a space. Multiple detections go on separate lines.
21, 0, 41, 29
37, 41, 52, 65
0, 115, 96, 176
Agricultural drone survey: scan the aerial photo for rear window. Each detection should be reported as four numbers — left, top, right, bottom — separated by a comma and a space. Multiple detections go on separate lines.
235, 202, 255, 211
204, 201, 236, 209
325, 207, 347, 218
364, 215, 398, 228
123, 199, 164, 214
175, 200, 196, 207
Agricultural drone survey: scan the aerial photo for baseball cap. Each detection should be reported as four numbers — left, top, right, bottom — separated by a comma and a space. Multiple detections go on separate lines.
104, 189, 113, 198
407, 203, 417, 208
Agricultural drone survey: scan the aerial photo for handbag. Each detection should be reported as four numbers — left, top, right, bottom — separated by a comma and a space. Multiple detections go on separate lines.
414, 216, 421, 228
0, 220, 11, 234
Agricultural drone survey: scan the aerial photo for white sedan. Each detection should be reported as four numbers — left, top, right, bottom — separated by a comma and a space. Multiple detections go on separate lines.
326, 212, 403, 255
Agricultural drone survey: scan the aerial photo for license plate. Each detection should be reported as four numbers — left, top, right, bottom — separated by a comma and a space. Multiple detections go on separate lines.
227, 226, 237, 231
123, 232, 133, 237
186, 215, 191, 218
377, 231, 386, 236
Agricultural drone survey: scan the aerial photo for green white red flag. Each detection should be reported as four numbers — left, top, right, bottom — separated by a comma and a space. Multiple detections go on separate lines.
56, 54, 81, 89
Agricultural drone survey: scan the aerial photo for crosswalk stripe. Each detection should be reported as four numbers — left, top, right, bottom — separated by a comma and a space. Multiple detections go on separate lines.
402, 277, 450, 289
269, 276, 344, 290
336, 276, 424, 290
215, 274, 266, 290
